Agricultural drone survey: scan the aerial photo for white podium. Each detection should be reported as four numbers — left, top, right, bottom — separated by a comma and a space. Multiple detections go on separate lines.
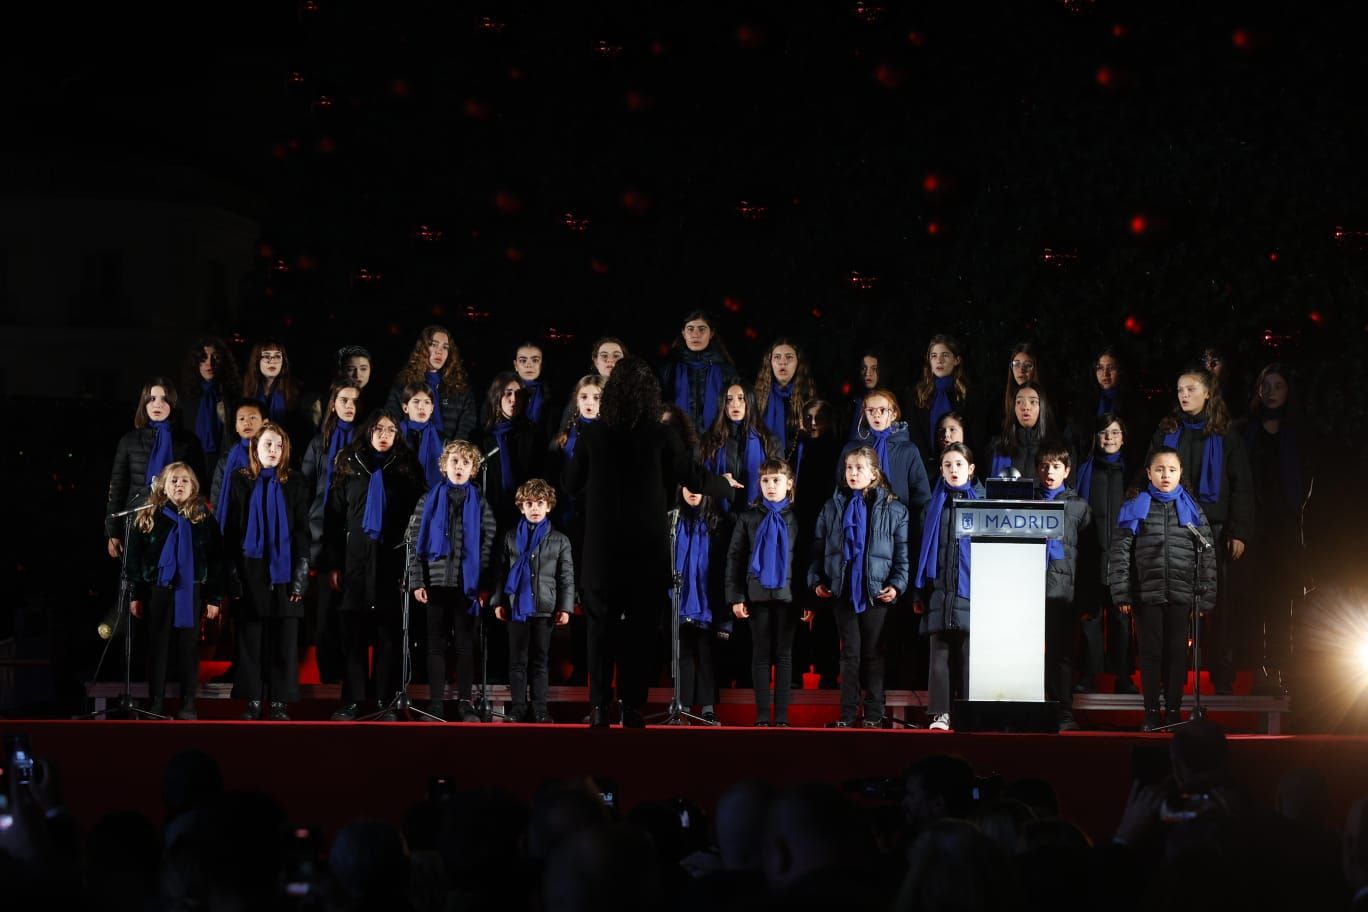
952, 497, 1066, 730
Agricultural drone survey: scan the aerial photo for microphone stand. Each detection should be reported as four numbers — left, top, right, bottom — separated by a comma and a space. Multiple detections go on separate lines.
83, 504, 167, 720
360, 532, 442, 722
1156, 524, 1211, 731
472, 448, 508, 722
647, 509, 714, 726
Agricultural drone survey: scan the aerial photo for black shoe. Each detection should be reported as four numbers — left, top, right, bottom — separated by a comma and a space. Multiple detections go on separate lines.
588, 705, 612, 728
773, 720, 790, 728
457, 700, 482, 723
269, 702, 290, 721
754, 720, 770, 727
1141, 709, 1161, 732
1114, 676, 1140, 695
1166, 708, 1182, 725
1058, 712, 1081, 732
176, 701, 198, 721
507, 705, 527, 724
621, 706, 646, 728
148, 699, 166, 717
1072, 677, 1095, 695
426, 702, 446, 720
533, 708, 553, 724
702, 711, 720, 725
331, 703, 359, 721
241, 700, 262, 721
862, 716, 885, 729
827, 718, 855, 728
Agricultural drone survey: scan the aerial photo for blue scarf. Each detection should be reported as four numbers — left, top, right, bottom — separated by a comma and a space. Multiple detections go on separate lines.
1041, 484, 1066, 561
217, 438, 253, 530
425, 371, 445, 433
361, 452, 389, 541
156, 507, 198, 629
1244, 408, 1304, 512
321, 420, 353, 508
266, 389, 287, 424
565, 416, 594, 462
523, 379, 545, 424
1164, 418, 1224, 503
866, 426, 893, 476
416, 481, 484, 616
675, 508, 712, 625
492, 420, 517, 495
915, 479, 979, 600
672, 349, 727, 430
403, 418, 443, 488
505, 518, 551, 621
1116, 483, 1201, 534
242, 467, 292, 585
763, 383, 793, 453
1075, 451, 1123, 502
749, 498, 791, 590
195, 381, 222, 456
147, 420, 174, 487
713, 424, 765, 505
928, 376, 956, 446
841, 491, 871, 612
1097, 388, 1119, 416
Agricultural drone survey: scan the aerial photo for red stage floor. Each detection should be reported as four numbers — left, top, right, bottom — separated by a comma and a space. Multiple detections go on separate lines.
3, 720, 1365, 845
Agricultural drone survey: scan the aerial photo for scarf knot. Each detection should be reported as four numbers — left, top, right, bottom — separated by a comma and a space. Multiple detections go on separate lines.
1163, 418, 1224, 503
915, 479, 978, 600
147, 420, 174, 487
505, 518, 551, 621
417, 481, 485, 615
749, 498, 791, 590
675, 509, 712, 624
243, 467, 292, 585
1116, 483, 1201, 534
361, 451, 389, 541
156, 507, 198, 628
841, 491, 871, 611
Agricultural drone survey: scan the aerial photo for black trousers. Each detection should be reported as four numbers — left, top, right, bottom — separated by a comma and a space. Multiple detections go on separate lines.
928, 630, 969, 716
679, 623, 717, 708
424, 588, 478, 703
835, 603, 888, 719
1044, 598, 1077, 714
314, 584, 345, 684
1136, 600, 1190, 712
339, 610, 400, 704
582, 585, 665, 710
749, 602, 799, 722
145, 587, 201, 703
508, 617, 555, 713
234, 616, 301, 702
1207, 524, 1238, 691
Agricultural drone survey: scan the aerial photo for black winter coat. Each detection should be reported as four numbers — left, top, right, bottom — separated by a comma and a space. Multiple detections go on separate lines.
905, 390, 984, 463
476, 419, 546, 531
223, 471, 312, 617
725, 505, 799, 604
124, 509, 226, 603
324, 450, 424, 611
659, 347, 734, 433
180, 381, 239, 459
1150, 424, 1254, 541
985, 426, 1047, 483
105, 427, 206, 538
491, 525, 576, 619
565, 420, 735, 592
914, 481, 987, 634
808, 489, 911, 609
1042, 489, 1092, 603
1107, 496, 1218, 613
385, 382, 477, 443
405, 485, 498, 592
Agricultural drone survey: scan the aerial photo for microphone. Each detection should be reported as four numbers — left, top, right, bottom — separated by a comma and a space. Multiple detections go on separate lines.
1185, 522, 1213, 552
107, 502, 157, 520
483, 446, 500, 461
999, 467, 1022, 480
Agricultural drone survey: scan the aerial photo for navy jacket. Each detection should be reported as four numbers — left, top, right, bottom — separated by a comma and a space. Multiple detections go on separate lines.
807, 489, 911, 609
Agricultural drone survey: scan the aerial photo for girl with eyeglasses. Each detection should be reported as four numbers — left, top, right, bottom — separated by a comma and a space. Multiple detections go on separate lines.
180, 336, 241, 463
996, 342, 1049, 434
241, 340, 318, 447
476, 372, 547, 534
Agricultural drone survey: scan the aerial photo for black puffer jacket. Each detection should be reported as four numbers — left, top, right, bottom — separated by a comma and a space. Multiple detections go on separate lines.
476, 419, 547, 531
725, 504, 799, 604
837, 422, 933, 535
323, 449, 424, 611
223, 470, 312, 613
808, 489, 911, 608
1150, 424, 1254, 541
1107, 495, 1218, 612
124, 508, 226, 603
1081, 456, 1128, 579
385, 383, 478, 443
405, 484, 497, 591
490, 525, 576, 619
105, 428, 206, 538
913, 482, 987, 634
1043, 489, 1092, 603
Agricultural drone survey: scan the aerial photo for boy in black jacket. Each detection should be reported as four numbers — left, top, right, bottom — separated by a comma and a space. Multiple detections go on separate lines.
493, 478, 574, 723
1037, 441, 1093, 731
727, 459, 806, 726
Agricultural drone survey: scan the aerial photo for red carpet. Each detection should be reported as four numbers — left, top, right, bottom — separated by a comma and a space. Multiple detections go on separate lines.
3, 720, 1366, 844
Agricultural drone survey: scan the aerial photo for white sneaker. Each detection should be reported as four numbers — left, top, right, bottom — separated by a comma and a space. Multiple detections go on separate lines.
929, 714, 951, 731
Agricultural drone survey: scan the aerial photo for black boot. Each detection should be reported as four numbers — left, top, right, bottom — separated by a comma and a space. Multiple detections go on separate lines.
241, 700, 262, 721
270, 702, 290, 721
1141, 709, 1161, 732
331, 703, 359, 721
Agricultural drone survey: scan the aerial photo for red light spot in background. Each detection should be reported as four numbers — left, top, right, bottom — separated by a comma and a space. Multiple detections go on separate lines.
1232, 28, 1250, 49
1309, 311, 1324, 325
317, 135, 335, 153
1124, 315, 1143, 334
744, 326, 759, 340
494, 191, 522, 215
590, 259, 610, 275
1112, 24, 1126, 38
1096, 66, 1114, 87
391, 79, 411, 97
922, 173, 940, 193
841, 382, 852, 396
505, 247, 525, 263
1268, 252, 1278, 262
810, 308, 823, 319
1130, 214, 1147, 235
927, 221, 941, 235
723, 296, 742, 313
